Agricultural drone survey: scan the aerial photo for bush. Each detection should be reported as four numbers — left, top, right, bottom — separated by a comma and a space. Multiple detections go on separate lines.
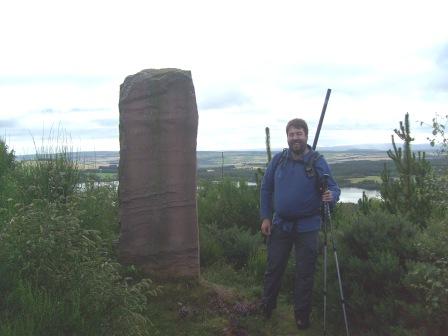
0, 139, 15, 178
199, 222, 225, 267
313, 207, 419, 335
0, 140, 17, 223
73, 181, 119, 241
199, 222, 262, 269
402, 218, 448, 335
198, 179, 260, 233
0, 198, 158, 335
198, 177, 263, 272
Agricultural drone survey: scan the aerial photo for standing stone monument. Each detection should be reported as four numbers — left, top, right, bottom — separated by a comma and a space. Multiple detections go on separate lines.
118, 68, 199, 278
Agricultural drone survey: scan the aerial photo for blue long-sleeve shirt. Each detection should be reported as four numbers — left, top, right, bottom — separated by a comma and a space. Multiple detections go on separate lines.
260, 147, 340, 233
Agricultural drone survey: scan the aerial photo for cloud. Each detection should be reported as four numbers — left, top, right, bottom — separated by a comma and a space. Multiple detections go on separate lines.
93, 118, 118, 127
326, 122, 388, 131
0, 119, 18, 127
69, 128, 118, 139
431, 43, 448, 91
40, 108, 57, 114
69, 107, 110, 113
0, 75, 113, 87
198, 89, 250, 110
436, 43, 448, 68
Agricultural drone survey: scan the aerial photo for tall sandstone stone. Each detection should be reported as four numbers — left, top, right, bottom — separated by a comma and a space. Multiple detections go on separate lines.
118, 69, 199, 278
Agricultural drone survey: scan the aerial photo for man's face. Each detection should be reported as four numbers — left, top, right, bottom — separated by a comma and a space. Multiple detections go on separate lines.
287, 126, 308, 155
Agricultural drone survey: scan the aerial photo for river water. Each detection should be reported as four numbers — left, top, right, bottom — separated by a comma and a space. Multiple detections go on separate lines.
79, 182, 379, 204
339, 188, 380, 203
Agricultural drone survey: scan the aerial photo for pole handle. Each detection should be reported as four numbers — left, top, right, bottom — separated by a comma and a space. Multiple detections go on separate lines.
321, 173, 329, 194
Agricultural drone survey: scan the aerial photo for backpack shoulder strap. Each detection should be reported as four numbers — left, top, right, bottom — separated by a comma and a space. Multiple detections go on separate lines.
305, 151, 323, 178
272, 149, 323, 178
272, 148, 288, 172
306, 151, 324, 193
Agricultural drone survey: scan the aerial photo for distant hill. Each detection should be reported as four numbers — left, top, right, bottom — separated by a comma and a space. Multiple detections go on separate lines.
232, 143, 435, 152
15, 144, 437, 169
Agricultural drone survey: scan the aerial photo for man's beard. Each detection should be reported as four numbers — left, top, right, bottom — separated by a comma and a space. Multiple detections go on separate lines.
289, 140, 306, 155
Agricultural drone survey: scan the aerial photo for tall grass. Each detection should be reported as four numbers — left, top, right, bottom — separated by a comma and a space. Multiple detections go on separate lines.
17, 134, 80, 203
0, 138, 159, 335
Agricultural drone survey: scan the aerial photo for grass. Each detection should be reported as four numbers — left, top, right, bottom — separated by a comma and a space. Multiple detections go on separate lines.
146, 264, 327, 336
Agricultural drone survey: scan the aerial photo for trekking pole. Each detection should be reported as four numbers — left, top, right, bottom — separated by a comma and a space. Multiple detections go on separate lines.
312, 88, 331, 150
322, 202, 328, 335
322, 174, 350, 336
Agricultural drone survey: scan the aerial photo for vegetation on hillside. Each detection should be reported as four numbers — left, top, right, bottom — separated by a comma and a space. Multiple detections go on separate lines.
0, 113, 447, 335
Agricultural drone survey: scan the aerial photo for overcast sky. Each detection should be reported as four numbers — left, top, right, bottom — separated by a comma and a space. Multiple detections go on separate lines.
1, 0, 447, 154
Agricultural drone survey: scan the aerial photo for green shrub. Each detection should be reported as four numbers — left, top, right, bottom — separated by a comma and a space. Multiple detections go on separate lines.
402, 218, 448, 335
0, 140, 18, 223
313, 205, 448, 335
313, 208, 419, 335
0, 139, 15, 178
73, 181, 119, 240
198, 179, 260, 233
219, 225, 262, 268
0, 198, 158, 335
199, 222, 262, 269
199, 222, 225, 267
198, 178, 263, 269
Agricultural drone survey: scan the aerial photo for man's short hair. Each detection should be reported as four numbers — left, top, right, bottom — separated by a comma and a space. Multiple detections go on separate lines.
286, 118, 308, 136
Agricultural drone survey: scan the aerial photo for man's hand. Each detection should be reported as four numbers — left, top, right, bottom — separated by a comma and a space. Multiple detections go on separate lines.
322, 190, 333, 203
261, 218, 272, 236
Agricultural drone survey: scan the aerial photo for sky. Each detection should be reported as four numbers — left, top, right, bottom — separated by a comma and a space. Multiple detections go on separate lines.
1, 0, 447, 155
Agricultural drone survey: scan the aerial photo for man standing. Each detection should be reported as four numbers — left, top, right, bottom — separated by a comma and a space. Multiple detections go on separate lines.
260, 118, 340, 330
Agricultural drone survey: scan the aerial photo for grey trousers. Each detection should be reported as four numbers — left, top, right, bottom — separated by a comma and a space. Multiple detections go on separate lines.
262, 226, 319, 316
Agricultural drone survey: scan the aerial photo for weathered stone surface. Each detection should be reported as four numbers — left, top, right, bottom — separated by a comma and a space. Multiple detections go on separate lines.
118, 68, 199, 278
